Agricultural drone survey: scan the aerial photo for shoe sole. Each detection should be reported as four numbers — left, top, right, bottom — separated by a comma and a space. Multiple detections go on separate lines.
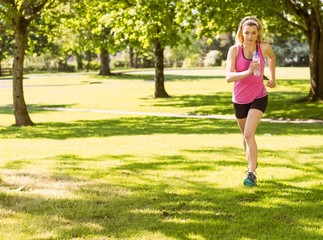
244, 179, 257, 187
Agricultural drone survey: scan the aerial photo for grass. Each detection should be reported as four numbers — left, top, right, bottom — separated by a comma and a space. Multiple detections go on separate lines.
0, 67, 322, 240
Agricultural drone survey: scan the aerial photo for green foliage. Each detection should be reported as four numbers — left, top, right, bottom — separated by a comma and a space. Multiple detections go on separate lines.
110, 0, 193, 49
0, 1, 18, 25
0, 0, 72, 64
38, 1, 94, 57
0, 25, 14, 63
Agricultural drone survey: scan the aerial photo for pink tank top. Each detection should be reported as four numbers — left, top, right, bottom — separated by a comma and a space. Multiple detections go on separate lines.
233, 43, 267, 104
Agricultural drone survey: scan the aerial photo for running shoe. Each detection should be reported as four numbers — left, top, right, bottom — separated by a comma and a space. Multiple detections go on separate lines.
244, 171, 257, 187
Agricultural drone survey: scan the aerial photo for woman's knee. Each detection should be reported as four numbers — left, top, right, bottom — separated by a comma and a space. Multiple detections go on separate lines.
244, 131, 255, 142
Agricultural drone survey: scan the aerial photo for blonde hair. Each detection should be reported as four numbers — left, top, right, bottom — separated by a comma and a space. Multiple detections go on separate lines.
235, 16, 264, 45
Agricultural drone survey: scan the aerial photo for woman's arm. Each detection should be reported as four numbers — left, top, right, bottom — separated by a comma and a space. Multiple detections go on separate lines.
226, 45, 255, 83
262, 42, 276, 88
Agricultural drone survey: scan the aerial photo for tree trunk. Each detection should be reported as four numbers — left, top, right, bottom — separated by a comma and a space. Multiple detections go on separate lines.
129, 47, 134, 68
76, 52, 83, 71
307, 11, 323, 102
12, 17, 34, 126
86, 51, 92, 72
318, 36, 323, 100
154, 40, 170, 98
135, 52, 139, 68
99, 47, 111, 76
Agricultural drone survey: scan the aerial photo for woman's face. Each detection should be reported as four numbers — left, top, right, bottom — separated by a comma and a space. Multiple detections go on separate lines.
242, 25, 258, 45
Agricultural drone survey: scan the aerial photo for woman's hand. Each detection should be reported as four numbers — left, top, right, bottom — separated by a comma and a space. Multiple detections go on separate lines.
248, 60, 260, 75
266, 79, 276, 88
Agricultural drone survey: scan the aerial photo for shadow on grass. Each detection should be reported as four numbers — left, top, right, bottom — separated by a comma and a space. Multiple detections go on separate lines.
143, 92, 234, 115
142, 91, 323, 120
1, 116, 323, 139
0, 152, 322, 239
0, 104, 77, 115
0, 106, 13, 114
268, 91, 323, 120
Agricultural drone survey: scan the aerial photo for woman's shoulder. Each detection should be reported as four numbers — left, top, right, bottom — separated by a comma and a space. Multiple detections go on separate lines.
228, 44, 240, 55
259, 41, 272, 53
259, 41, 275, 57
230, 44, 241, 50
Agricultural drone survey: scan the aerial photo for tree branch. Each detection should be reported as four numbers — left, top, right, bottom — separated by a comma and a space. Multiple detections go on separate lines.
24, 0, 56, 23
275, 11, 308, 34
32, 0, 48, 14
284, 0, 313, 31
21, 0, 33, 11
284, 0, 309, 20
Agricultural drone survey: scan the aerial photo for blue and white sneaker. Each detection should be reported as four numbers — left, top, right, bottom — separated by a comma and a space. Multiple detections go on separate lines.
244, 171, 257, 187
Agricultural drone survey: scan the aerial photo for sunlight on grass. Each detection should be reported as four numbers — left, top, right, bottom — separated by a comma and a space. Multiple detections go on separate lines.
0, 130, 322, 239
0, 69, 322, 239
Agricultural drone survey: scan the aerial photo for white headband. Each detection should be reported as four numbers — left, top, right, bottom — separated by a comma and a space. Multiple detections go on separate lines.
243, 19, 259, 28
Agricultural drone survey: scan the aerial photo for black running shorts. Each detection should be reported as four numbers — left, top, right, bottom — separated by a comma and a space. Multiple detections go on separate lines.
233, 95, 268, 119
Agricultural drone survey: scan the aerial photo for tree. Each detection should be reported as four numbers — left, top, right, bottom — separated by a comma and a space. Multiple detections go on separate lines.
111, 0, 194, 98
44, 0, 119, 75
38, 1, 96, 72
0, 0, 66, 126
264, 0, 323, 101
81, 0, 119, 76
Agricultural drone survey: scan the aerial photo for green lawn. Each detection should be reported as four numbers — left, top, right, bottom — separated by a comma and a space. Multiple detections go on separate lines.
0, 68, 322, 240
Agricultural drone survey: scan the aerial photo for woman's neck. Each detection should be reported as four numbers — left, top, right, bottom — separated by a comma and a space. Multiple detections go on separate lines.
242, 42, 257, 51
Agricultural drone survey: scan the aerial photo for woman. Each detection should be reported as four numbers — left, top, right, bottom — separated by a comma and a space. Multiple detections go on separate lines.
226, 16, 276, 187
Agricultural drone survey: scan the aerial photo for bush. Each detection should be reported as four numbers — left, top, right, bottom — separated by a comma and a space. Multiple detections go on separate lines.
182, 54, 202, 68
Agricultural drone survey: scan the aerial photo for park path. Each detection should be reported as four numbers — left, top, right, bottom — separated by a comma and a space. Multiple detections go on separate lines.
41, 107, 323, 124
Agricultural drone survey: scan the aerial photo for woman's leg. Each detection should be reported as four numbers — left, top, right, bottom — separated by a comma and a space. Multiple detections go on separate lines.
236, 118, 247, 151
244, 108, 263, 172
